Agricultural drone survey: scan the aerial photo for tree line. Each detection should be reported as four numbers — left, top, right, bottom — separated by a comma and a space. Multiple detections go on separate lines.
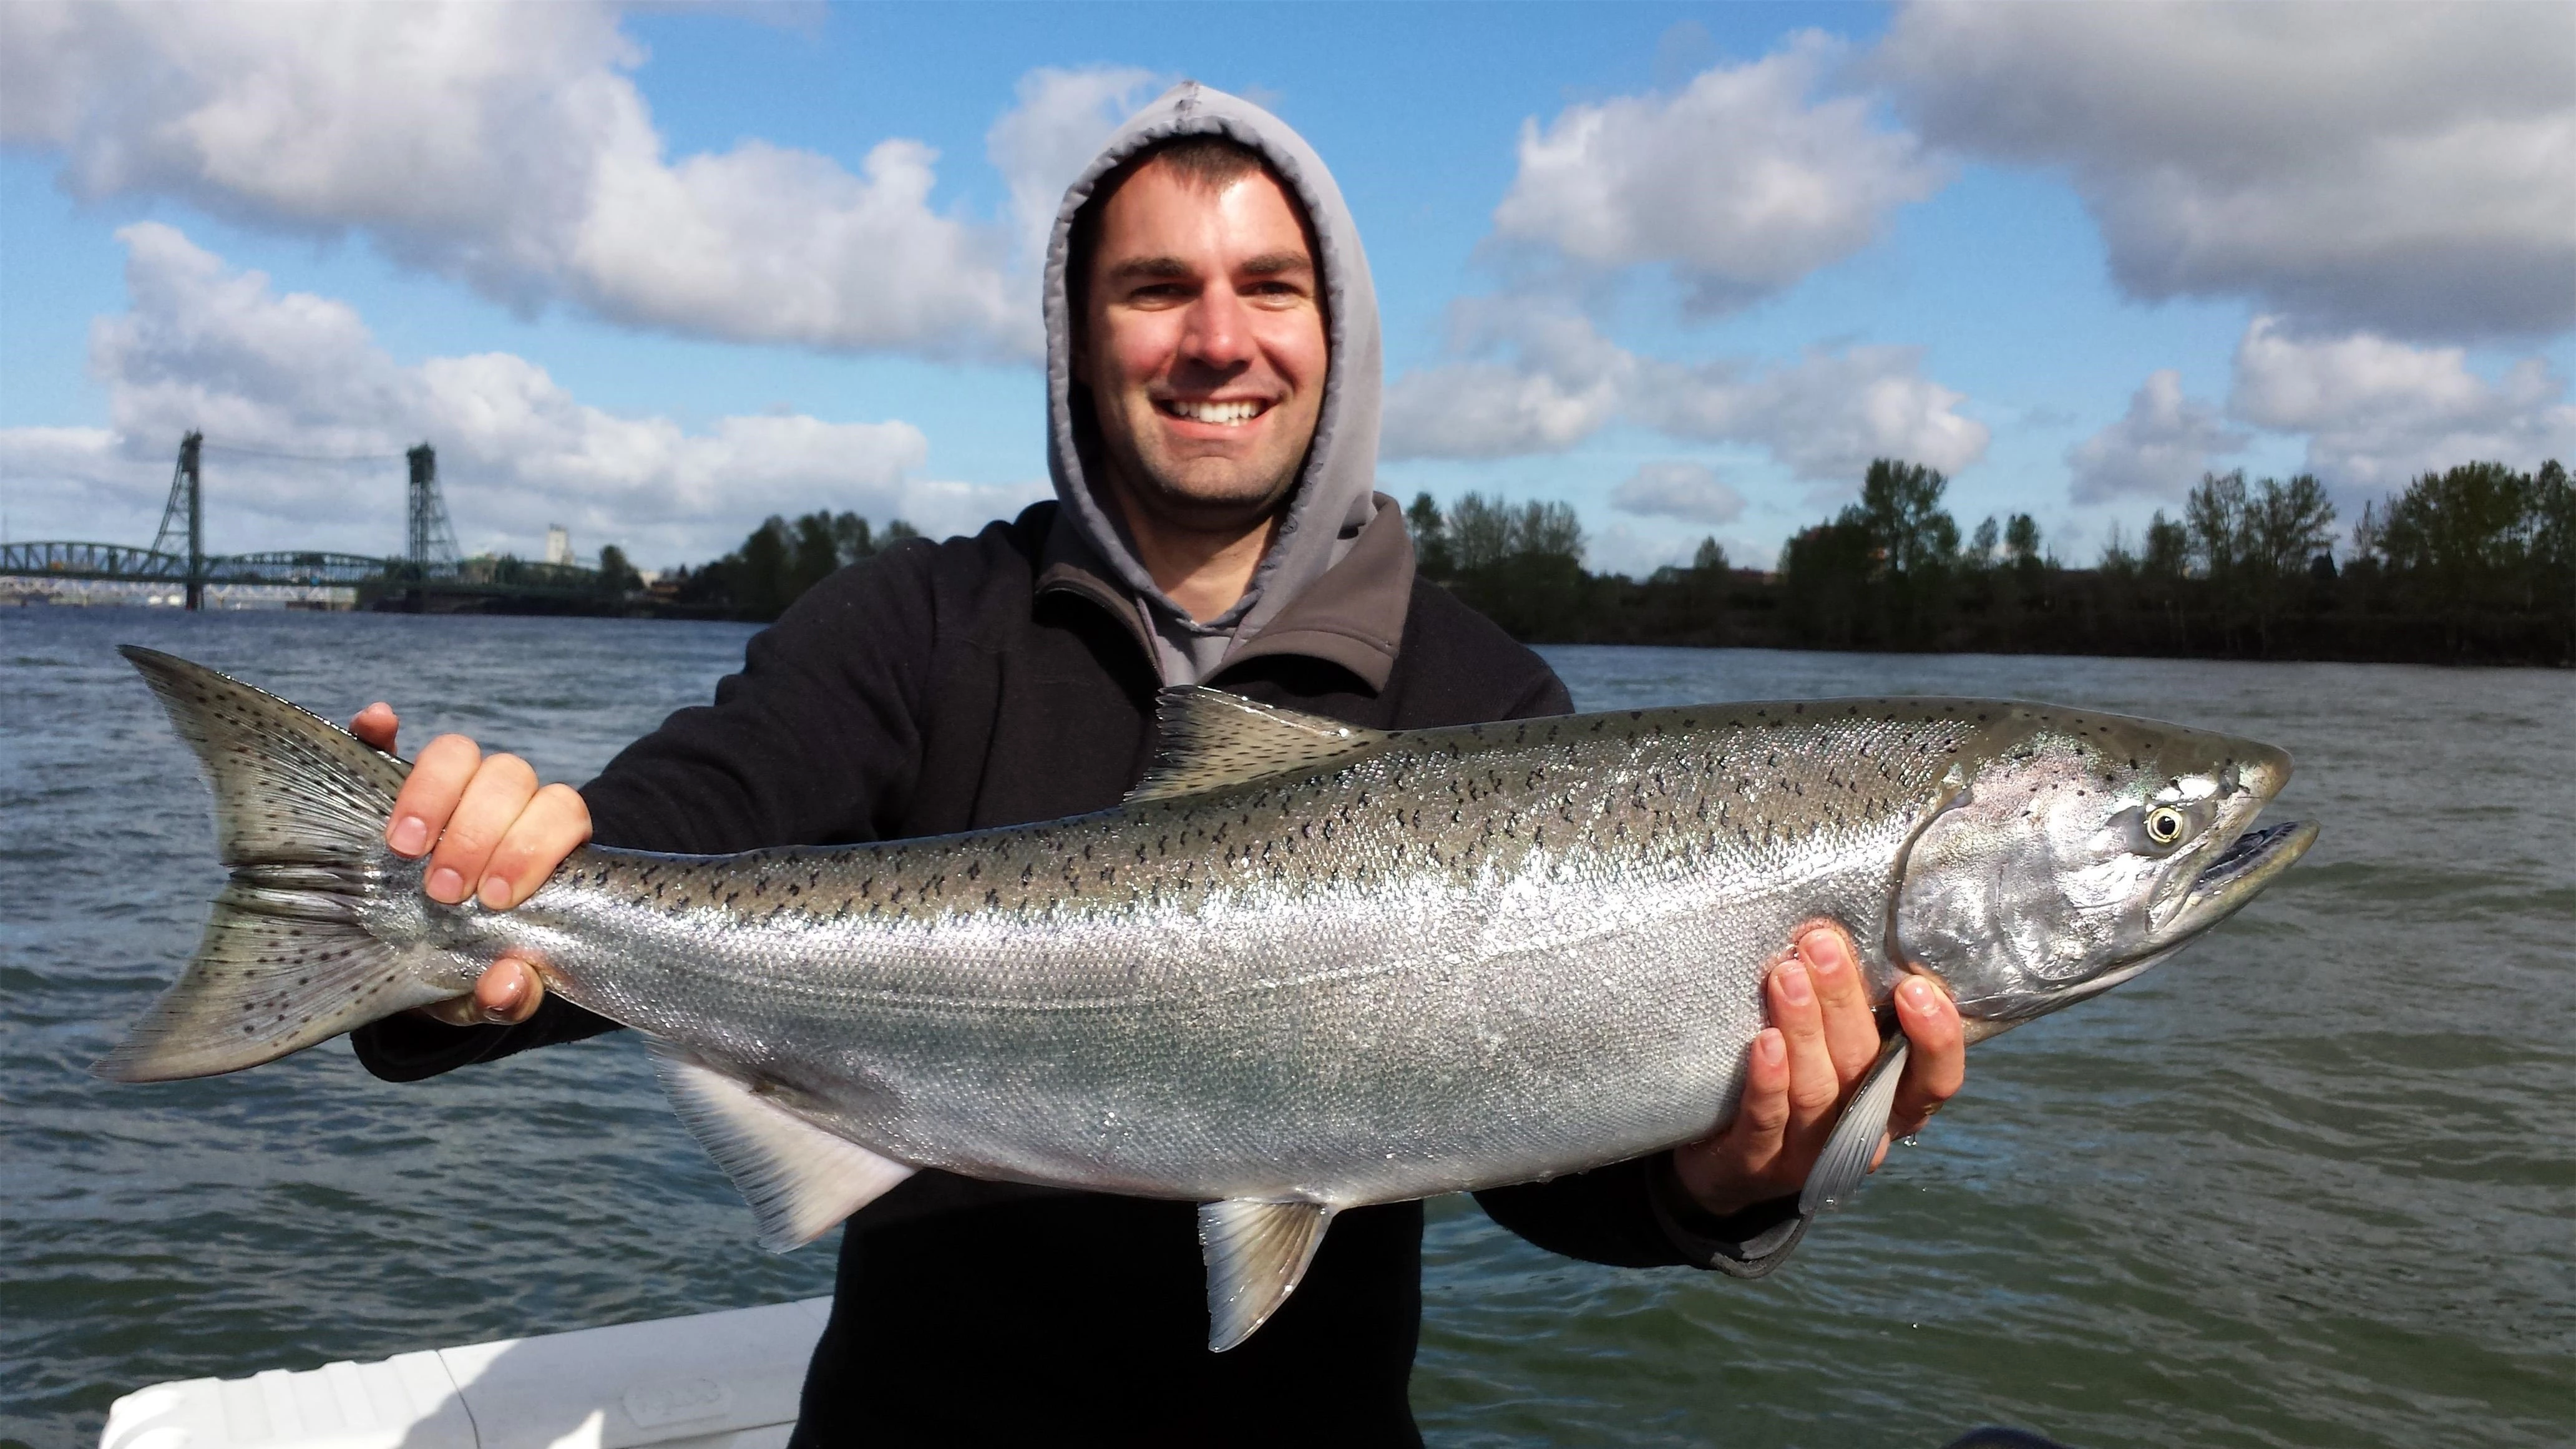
1407, 457, 2570, 666
650, 459, 2568, 666
652, 510, 920, 618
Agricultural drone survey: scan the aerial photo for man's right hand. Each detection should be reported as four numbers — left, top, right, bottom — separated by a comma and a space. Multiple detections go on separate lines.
351, 701, 590, 1028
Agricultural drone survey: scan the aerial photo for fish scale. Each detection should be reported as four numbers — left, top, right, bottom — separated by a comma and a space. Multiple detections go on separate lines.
463, 703, 1971, 1206
99, 649, 2316, 1351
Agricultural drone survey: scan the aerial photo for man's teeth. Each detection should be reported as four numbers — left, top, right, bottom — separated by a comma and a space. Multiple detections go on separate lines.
1164, 399, 1265, 426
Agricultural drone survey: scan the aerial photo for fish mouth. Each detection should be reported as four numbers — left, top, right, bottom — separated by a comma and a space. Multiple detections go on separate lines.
2175, 819, 2318, 929
2122, 817, 2317, 973
1970, 817, 2320, 1030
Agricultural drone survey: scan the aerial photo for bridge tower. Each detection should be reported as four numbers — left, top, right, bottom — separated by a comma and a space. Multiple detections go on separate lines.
147, 432, 205, 609
405, 443, 461, 575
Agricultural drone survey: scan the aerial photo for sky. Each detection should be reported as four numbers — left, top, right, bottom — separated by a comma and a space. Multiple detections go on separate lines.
1, 1, 2569, 576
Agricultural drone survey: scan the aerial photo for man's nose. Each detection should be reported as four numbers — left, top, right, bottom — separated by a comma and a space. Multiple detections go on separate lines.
1179, 285, 1257, 371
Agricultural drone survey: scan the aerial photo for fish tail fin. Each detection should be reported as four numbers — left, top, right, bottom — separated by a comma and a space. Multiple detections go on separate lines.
95, 646, 457, 1083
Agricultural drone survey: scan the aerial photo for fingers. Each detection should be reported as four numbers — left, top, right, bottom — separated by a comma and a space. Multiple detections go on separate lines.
384, 730, 582, 914
1885, 975, 1966, 1141
424, 752, 539, 905
1769, 957, 1842, 1149
1671, 1028, 1788, 1217
476, 783, 592, 910
1798, 924, 1881, 1090
350, 702, 398, 753
388, 733, 482, 861
413, 957, 547, 1027
474, 958, 547, 1023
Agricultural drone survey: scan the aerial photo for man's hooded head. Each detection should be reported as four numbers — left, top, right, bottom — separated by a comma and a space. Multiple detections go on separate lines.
1044, 82, 1390, 685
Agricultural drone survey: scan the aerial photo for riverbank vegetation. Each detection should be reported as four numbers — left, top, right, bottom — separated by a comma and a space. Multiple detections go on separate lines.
650, 510, 919, 619
659, 459, 2569, 666
1409, 458, 2570, 666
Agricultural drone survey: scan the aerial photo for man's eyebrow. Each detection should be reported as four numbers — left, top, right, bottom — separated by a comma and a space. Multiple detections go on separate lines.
1105, 256, 1193, 282
1237, 251, 1314, 278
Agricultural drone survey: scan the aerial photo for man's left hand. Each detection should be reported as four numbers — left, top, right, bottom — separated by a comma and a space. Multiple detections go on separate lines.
1671, 924, 1964, 1219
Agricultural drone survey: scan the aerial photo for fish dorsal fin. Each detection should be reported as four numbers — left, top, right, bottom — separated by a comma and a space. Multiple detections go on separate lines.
1126, 688, 1387, 804
647, 1042, 915, 1251
1198, 1198, 1337, 1351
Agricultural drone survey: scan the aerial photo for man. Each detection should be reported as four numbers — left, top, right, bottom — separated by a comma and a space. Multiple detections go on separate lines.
349, 85, 1963, 1443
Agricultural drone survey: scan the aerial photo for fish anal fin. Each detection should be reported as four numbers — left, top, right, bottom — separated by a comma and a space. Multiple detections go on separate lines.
1127, 688, 1386, 803
648, 1043, 915, 1251
1799, 1035, 1910, 1217
1198, 1198, 1336, 1352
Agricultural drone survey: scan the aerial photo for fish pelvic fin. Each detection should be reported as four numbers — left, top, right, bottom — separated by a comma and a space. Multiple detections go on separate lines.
647, 1042, 916, 1251
95, 648, 457, 1083
1127, 688, 1387, 803
1198, 1198, 1337, 1352
1799, 1035, 1911, 1217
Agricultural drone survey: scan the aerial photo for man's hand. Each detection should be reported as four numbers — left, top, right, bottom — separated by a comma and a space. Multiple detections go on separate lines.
1671, 924, 1965, 1219
351, 702, 589, 1028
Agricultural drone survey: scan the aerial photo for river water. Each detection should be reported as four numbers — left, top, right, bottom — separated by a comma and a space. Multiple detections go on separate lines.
4, 608, 2567, 1448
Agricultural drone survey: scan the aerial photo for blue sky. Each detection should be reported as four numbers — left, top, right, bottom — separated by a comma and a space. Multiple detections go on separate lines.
2, 1, 2567, 573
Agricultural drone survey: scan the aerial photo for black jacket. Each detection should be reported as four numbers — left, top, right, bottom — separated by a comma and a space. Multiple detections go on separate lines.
354, 504, 1787, 1447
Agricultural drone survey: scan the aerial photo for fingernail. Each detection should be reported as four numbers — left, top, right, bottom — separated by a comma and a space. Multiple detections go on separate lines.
388, 816, 429, 856
1757, 1030, 1784, 1065
426, 866, 465, 903
479, 876, 512, 910
1778, 964, 1812, 1006
481, 980, 521, 1023
1901, 977, 1937, 1010
1807, 939, 1844, 977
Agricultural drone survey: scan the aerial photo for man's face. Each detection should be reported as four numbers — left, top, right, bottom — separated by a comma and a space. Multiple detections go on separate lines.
1075, 159, 1328, 535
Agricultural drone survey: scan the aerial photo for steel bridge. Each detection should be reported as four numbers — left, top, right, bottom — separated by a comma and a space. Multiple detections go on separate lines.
1, 434, 607, 608
0, 541, 394, 587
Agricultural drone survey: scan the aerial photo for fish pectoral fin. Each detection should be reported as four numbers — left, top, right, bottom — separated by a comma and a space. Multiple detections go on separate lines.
1198, 1198, 1337, 1352
1798, 1035, 1911, 1217
1126, 688, 1388, 803
646, 1042, 915, 1251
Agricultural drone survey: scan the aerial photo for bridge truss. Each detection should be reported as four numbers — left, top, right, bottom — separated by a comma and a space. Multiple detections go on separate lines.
1, 436, 607, 607
0, 541, 396, 587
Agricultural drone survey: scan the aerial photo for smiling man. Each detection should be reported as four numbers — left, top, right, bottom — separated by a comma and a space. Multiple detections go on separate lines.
348, 85, 1963, 1445
1068, 138, 1327, 628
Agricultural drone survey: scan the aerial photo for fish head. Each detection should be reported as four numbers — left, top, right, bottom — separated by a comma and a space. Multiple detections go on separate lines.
1892, 707, 2316, 1030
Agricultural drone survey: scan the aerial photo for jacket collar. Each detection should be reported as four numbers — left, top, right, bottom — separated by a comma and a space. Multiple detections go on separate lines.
1033, 497, 1414, 693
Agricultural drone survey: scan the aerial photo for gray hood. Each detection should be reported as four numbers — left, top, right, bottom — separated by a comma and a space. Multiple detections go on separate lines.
1043, 81, 1390, 684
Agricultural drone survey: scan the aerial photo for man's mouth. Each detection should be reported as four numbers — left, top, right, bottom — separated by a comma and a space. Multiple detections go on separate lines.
1157, 398, 1271, 427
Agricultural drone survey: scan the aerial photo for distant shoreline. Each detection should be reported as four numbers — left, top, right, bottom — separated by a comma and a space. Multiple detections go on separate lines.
8, 590, 2564, 670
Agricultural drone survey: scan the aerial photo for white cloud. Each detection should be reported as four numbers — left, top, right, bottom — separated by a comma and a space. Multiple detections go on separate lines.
1641, 342, 1987, 484
988, 65, 1164, 263
1493, 32, 1946, 310
2227, 316, 2576, 491
0, 225, 1045, 565
1612, 461, 1745, 525
1382, 310, 1632, 459
2066, 369, 2249, 504
0, 4, 1160, 359
1385, 306, 1988, 483
1875, 1, 2576, 341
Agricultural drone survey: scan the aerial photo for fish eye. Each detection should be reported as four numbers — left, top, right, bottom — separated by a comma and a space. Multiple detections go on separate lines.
2144, 806, 2187, 847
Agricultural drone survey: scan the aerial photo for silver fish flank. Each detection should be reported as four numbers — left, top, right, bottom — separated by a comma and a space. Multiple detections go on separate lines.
100, 648, 2316, 1348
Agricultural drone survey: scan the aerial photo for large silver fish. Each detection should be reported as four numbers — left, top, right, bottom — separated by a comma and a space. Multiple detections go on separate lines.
100, 647, 2315, 1349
